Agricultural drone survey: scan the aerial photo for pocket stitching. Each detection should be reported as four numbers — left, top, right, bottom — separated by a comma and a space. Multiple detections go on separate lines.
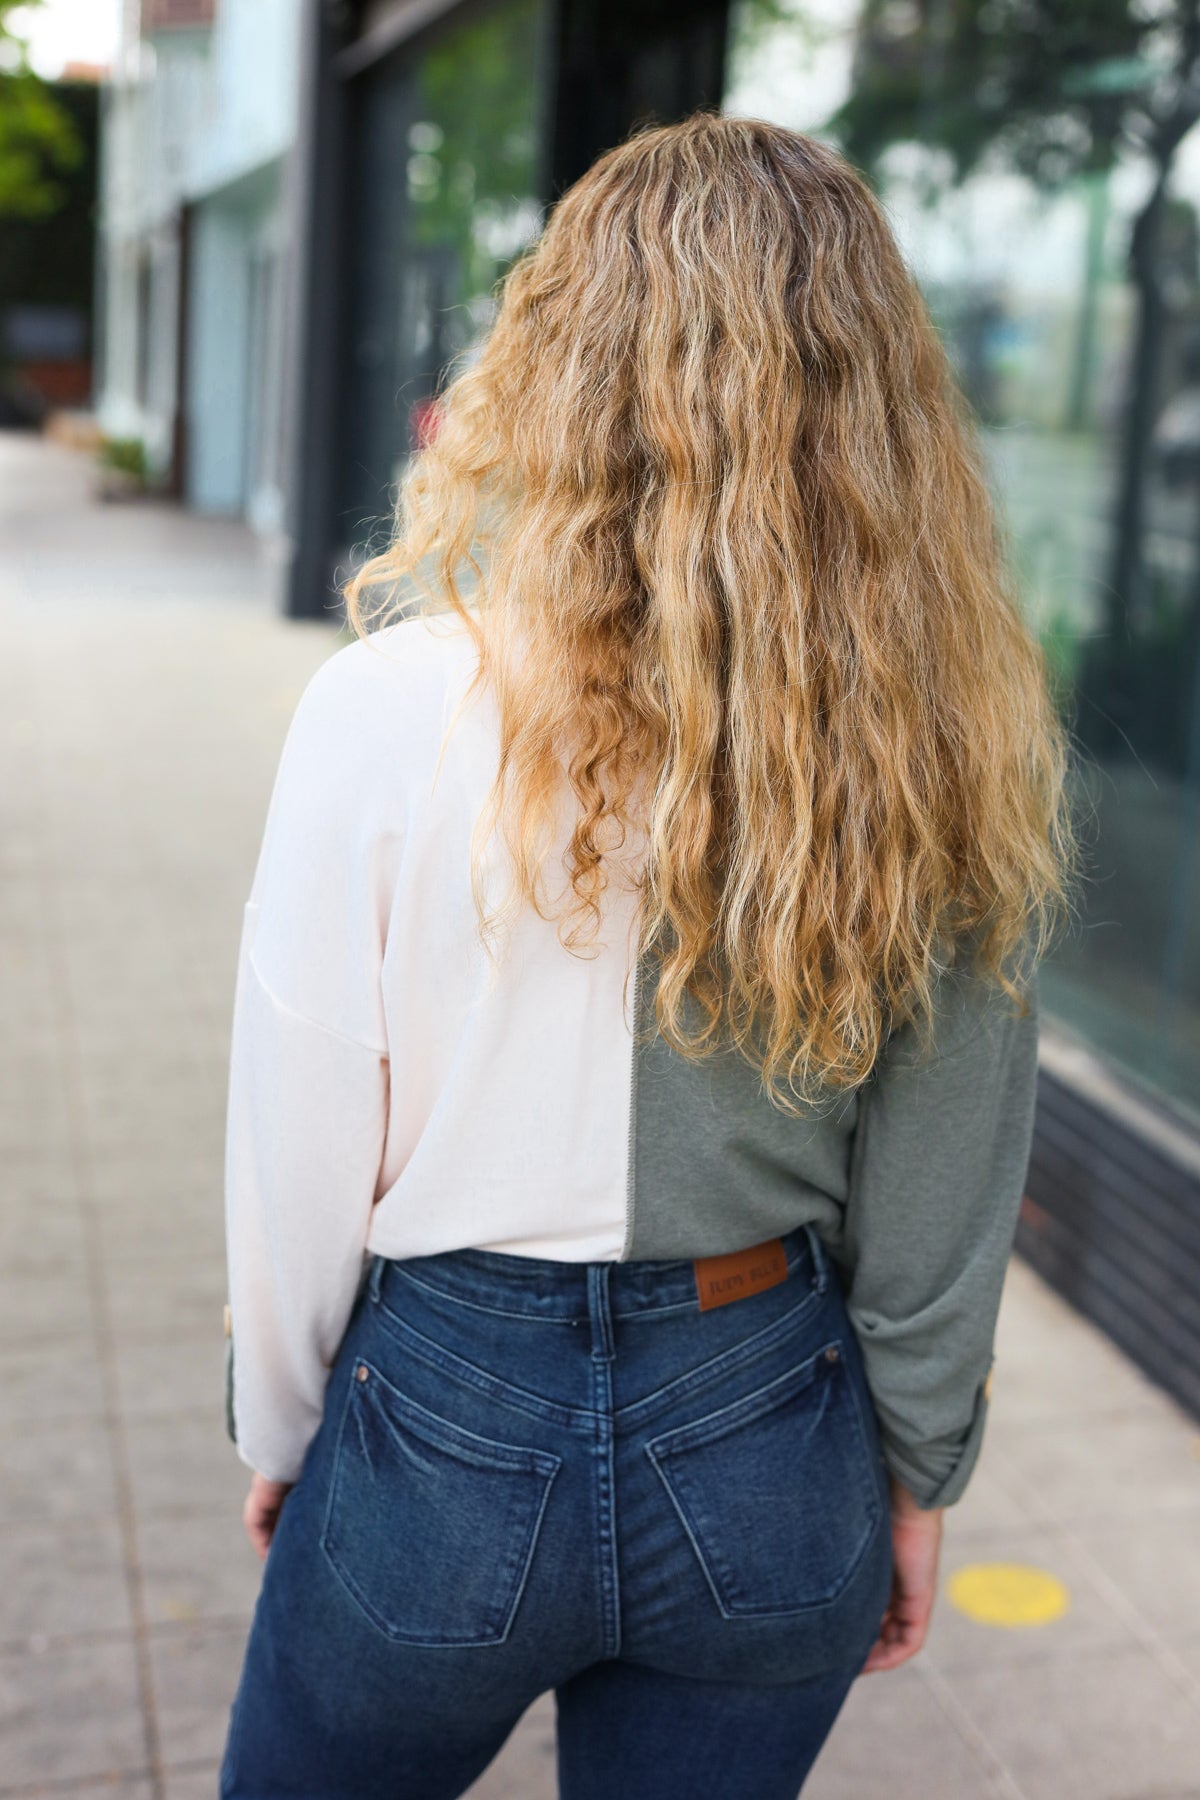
646, 1342, 830, 1459
368, 1302, 577, 1430
318, 1362, 563, 1647
614, 1278, 828, 1433
645, 1337, 882, 1619
354, 1356, 562, 1478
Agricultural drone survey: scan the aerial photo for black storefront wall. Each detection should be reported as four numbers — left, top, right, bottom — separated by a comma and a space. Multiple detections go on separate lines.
333, 0, 556, 552
549, 0, 730, 200
1020, 1062, 1200, 1425
284, 0, 730, 627
0, 78, 100, 423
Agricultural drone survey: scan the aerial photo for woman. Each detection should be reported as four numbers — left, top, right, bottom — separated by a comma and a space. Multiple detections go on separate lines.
219, 112, 1076, 1799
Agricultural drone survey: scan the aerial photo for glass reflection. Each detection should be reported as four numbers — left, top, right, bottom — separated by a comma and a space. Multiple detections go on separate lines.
726, 0, 1200, 1122
342, 0, 550, 549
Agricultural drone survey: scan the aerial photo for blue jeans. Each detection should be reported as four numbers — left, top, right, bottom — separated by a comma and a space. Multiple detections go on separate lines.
219, 1222, 894, 1799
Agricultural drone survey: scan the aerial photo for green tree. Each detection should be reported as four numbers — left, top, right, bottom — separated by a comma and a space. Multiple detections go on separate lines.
0, 0, 83, 220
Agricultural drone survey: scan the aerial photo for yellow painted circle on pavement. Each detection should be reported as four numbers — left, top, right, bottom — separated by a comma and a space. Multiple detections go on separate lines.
946, 1562, 1070, 1628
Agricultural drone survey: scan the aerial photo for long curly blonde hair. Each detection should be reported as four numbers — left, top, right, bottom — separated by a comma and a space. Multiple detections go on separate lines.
344, 110, 1079, 1113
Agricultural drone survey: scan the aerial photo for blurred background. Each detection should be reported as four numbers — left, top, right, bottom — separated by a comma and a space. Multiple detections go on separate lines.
2, 1, 1199, 1796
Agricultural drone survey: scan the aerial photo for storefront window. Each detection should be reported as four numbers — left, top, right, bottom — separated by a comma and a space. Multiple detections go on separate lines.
725, 0, 1200, 1126
341, 0, 551, 545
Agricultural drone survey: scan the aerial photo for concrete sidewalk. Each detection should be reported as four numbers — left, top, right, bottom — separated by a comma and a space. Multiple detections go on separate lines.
1, 428, 1198, 1799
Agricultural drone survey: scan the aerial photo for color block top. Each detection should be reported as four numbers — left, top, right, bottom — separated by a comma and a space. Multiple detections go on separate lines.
223, 609, 1040, 1503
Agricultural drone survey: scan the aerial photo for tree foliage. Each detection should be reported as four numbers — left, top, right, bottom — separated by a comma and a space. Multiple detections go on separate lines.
827, 0, 1200, 197
0, 0, 84, 221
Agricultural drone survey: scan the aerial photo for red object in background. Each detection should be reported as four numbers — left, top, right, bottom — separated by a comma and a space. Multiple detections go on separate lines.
20, 359, 92, 407
141, 0, 215, 28
411, 396, 443, 449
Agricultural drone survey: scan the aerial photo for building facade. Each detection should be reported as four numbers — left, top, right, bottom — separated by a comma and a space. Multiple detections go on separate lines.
96, 0, 1200, 1420
95, 0, 300, 529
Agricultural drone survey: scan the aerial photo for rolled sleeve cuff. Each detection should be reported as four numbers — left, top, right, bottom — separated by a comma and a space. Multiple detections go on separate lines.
224, 1324, 236, 1450
878, 1359, 995, 1510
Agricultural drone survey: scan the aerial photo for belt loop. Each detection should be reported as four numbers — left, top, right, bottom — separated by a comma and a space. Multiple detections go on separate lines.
588, 1264, 615, 1362
368, 1253, 384, 1305
803, 1223, 830, 1295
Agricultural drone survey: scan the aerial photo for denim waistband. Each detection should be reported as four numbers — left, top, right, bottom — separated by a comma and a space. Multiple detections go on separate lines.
368, 1220, 829, 1321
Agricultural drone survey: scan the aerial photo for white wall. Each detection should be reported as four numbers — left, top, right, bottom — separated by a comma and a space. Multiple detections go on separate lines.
185, 165, 288, 520
183, 0, 301, 200
186, 200, 251, 513
95, 0, 301, 523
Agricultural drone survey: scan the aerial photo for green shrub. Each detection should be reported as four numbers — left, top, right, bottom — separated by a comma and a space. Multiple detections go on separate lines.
97, 436, 147, 481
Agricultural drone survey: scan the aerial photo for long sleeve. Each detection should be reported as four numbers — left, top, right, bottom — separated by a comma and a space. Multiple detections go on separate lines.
838, 939, 1040, 1510
222, 648, 400, 1485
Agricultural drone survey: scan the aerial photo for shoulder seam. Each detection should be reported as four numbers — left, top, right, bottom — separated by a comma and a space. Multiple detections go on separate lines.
245, 946, 389, 1059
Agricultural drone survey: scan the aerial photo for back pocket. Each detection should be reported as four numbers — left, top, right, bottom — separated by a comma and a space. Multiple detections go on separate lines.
319, 1357, 562, 1646
645, 1337, 882, 1619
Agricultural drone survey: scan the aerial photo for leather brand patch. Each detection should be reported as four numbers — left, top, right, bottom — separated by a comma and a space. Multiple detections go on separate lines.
693, 1238, 789, 1311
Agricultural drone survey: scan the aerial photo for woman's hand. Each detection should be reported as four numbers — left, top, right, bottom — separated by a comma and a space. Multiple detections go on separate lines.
860, 1477, 944, 1674
243, 1472, 295, 1561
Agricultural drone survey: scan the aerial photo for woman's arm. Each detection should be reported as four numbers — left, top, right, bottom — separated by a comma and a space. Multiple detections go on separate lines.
838, 935, 1040, 1510
223, 914, 389, 1484
222, 646, 401, 1487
